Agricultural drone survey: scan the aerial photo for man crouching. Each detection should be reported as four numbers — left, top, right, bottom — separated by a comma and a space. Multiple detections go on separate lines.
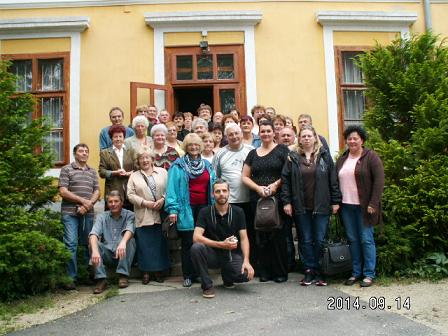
89, 191, 136, 294
191, 179, 254, 298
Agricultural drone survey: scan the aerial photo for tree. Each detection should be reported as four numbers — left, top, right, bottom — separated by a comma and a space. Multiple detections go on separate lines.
357, 32, 448, 276
0, 60, 69, 300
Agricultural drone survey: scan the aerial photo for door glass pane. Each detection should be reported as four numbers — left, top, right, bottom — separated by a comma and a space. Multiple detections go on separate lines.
342, 52, 363, 84
42, 97, 64, 128
217, 54, 234, 79
45, 130, 64, 162
176, 55, 193, 80
197, 54, 213, 80
11, 60, 32, 92
219, 89, 236, 114
41, 59, 63, 91
343, 89, 365, 127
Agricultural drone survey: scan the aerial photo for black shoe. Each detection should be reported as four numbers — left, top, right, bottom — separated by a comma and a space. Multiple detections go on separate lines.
259, 276, 270, 282
202, 287, 215, 299
223, 282, 235, 289
360, 277, 373, 287
300, 269, 314, 286
63, 282, 76, 291
315, 275, 328, 286
344, 276, 359, 286
183, 278, 192, 287
274, 277, 288, 283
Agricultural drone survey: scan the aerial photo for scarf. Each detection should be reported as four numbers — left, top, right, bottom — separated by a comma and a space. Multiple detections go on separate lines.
179, 154, 206, 179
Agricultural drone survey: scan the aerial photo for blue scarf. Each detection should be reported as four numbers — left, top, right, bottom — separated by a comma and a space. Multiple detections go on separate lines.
179, 154, 206, 179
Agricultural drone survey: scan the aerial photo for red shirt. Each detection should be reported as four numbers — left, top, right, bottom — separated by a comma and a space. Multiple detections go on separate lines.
189, 169, 210, 205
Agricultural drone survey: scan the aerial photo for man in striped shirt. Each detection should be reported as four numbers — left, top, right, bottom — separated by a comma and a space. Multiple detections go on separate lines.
58, 143, 100, 290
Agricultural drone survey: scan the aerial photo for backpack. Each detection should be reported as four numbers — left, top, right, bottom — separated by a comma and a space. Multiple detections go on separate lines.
254, 196, 282, 231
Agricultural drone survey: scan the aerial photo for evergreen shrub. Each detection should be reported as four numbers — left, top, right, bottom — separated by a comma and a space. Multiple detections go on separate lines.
358, 33, 448, 275
0, 61, 69, 301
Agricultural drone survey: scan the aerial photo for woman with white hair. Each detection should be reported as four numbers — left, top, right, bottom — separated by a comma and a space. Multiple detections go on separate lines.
165, 133, 216, 287
125, 115, 152, 152
191, 117, 208, 137
127, 146, 169, 284
150, 124, 179, 170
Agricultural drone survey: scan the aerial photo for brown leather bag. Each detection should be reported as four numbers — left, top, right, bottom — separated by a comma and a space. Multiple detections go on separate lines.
254, 196, 282, 231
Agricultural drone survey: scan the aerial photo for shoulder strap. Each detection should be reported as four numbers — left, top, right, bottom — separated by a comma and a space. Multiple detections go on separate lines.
140, 170, 157, 201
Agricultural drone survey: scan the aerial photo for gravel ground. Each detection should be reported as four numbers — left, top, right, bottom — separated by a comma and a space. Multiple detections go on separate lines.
2, 278, 447, 335
335, 279, 448, 336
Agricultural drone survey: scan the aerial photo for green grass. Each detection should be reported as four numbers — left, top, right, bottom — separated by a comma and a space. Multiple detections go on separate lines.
0, 293, 55, 335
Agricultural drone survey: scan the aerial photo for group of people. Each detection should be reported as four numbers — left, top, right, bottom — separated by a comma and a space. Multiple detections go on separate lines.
58, 103, 384, 298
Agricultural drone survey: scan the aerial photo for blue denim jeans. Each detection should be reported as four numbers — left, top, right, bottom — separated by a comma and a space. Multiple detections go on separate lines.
62, 214, 94, 281
295, 210, 329, 272
340, 204, 376, 279
93, 239, 136, 279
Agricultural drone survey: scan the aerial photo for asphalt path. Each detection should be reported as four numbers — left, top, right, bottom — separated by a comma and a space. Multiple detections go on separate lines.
10, 274, 438, 336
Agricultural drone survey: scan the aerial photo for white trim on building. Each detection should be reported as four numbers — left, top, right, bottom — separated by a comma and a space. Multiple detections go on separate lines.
0, 16, 89, 177
316, 10, 417, 156
144, 10, 262, 113
0, 0, 422, 10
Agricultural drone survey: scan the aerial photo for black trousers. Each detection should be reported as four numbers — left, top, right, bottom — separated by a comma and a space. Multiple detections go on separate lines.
179, 204, 206, 279
251, 201, 288, 279
232, 202, 257, 269
191, 243, 249, 290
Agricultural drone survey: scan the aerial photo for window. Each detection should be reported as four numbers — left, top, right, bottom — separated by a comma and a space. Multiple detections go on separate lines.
335, 47, 367, 147
165, 45, 246, 115
7, 53, 69, 166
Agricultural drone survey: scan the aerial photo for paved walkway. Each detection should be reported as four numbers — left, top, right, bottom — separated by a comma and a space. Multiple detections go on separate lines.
10, 274, 438, 336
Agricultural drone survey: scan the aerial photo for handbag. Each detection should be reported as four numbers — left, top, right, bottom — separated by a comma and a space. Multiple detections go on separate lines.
161, 216, 179, 240
320, 215, 352, 276
254, 196, 282, 231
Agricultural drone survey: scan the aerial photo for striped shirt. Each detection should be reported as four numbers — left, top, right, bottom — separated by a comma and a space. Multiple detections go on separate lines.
58, 162, 100, 215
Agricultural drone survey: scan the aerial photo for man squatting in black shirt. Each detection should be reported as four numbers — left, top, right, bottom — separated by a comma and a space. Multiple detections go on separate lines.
191, 178, 255, 298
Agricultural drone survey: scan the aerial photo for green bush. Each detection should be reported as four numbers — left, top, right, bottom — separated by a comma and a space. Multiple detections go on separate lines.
0, 60, 69, 300
358, 32, 448, 276
0, 232, 70, 301
404, 252, 448, 280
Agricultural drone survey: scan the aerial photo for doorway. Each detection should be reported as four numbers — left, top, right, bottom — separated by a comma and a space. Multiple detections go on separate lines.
174, 86, 213, 115
165, 45, 246, 116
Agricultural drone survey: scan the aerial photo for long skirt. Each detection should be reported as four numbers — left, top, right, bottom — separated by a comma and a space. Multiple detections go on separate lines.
135, 225, 170, 272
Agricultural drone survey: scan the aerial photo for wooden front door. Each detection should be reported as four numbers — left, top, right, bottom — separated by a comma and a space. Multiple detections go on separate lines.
165, 44, 246, 115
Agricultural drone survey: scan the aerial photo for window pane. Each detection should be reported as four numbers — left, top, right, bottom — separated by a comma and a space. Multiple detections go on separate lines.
197, 54, 213, 80
342, 52, 363, 84
41, 59, 63, 91
45, 130, 64, 162
219, 89, 236, 113
42, 97, 64, 128
343, 90, 365, 127
176, 55, 193, 80
217, 54, 234, 79
11, 60, 32, 92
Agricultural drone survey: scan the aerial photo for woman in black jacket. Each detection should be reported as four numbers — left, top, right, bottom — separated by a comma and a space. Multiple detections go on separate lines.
281, 125, 341, 286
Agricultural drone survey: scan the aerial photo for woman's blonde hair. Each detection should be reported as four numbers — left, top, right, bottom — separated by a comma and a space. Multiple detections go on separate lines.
294, 125, 322, 160
182, 132, 204, 152
135, 145, 155, 169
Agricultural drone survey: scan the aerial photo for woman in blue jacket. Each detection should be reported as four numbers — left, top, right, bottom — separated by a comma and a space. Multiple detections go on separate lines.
165, 133, 216, 287
281, 125, 341, 286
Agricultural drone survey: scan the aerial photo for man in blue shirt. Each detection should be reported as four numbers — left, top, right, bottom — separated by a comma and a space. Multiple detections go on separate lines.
99, 107, 134, 150
89, 191, 136, 294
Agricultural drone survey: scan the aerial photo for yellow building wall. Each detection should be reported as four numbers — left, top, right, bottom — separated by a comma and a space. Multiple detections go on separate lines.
0, 38, 70, 54
333, 32, 399, 47
0, 0, 443, 174
165, 31, 244, 46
